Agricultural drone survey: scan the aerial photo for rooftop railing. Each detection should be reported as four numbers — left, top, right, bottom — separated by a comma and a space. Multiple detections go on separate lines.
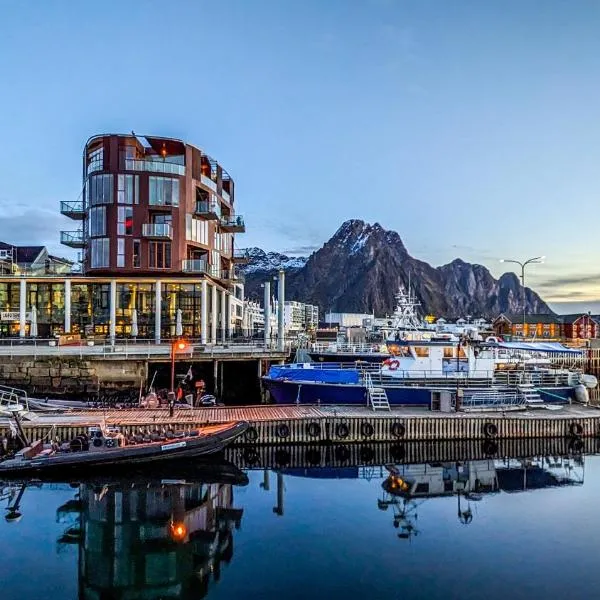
125, 158, 185, 176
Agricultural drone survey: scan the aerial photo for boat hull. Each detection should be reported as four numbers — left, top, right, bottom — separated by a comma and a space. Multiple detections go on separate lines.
308, 352, 388, 364
0, 422, 248, 476
263, 378, 575, 406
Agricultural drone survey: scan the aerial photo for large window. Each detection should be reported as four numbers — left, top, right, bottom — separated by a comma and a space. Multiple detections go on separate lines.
117, 174, 139, 205
90, 238, 110, 268
87, 145, 103, 175
149, 176, 179, 207
185, 215, 209, 244
117, 206, 133, 235
149, 242, 171, 269
117, 238, 125, 267
133, 240, 141, 268
88, 174, 113, 205
89, 206, 106, 237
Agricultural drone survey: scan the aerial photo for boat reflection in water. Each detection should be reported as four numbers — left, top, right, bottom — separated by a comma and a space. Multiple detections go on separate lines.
51, 462, 248, 599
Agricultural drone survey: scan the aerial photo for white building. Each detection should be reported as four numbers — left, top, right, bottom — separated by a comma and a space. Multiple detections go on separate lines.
325, 312, 374, 328
242, 298, 318, 336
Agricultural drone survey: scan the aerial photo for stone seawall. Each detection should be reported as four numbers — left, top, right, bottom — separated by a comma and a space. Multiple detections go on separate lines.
0, 357, 147, 397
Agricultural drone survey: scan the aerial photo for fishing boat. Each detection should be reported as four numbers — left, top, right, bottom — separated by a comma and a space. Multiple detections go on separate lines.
263, 337, 595, 408
0, 421, 248, 476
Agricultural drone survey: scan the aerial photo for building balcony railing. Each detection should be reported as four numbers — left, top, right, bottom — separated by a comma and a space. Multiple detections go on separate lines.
216, 268, 245, 283
182, 259, 208, 273
219, 215, 245, 233
60, 201, 85, 220
200, 174, 217, 192
60, 230, 86, 248
194, 200, 220, 220
233, 249, 250, 264
142, 223, 172, 239
222, 189, 231, 203
125, 158, 185, 176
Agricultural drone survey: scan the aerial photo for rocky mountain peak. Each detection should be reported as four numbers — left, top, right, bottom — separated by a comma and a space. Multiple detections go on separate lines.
241, 221, 552, 318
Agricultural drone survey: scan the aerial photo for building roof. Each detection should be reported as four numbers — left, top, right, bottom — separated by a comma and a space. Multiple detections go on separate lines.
495, 313, 560, 325
14, 246, 45, 264
558, 313, 599, 325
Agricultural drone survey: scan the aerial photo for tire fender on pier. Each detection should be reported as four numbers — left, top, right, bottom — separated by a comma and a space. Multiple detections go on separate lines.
483, 422, 498, 438
391, 422, 406, 439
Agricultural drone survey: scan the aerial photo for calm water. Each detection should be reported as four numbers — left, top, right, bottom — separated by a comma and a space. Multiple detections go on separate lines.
1, 452, 599, 600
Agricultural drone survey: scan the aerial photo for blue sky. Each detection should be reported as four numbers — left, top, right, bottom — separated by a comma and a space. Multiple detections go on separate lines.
0, 0, 599, 312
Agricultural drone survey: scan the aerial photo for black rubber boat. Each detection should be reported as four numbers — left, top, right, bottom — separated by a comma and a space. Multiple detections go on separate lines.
0, 421, 248, 476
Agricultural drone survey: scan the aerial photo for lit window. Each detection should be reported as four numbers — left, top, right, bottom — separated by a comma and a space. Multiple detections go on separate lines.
117, 206, 133, 235
149, 176, 179, 207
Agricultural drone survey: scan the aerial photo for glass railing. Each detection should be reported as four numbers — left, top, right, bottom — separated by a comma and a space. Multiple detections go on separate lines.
200, 175, 217, 192
125, 159, 185, 176
233, 248, 249, 260
60, 201, 84, 213
60, 231, 85, 245
220, 215, 245, 229
195, 200, 221, 216
182, 259, 208, 273
142, 223, 172, 238
222, 189, 231, 203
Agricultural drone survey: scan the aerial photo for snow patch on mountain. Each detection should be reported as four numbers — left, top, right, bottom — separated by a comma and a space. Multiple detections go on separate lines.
241, 247, 308, 274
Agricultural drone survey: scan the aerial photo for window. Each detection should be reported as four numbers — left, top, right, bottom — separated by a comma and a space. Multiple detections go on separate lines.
88, 174, 113, 205
149, 176, 179, 207
117, 206, 133, 235
117, 174, 139, 204
90, 238, 110, 268
185, 215, 209, 244
413, 346, 429, 358
152, 213, 172, 225
133, 240, 141, 268
87, 146, 103, 174
149, 242, 171, 269
117, 238, 125, 268
89, 206, 106, 237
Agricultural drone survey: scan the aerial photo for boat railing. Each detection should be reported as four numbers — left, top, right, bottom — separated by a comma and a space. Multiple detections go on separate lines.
459, 390, 525, 411
310, 342, 387, 354
0, 384, 29, 412
494, 370, 575, 387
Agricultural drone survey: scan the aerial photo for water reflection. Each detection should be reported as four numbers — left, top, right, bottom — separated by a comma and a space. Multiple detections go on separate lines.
2, 462, 248, 599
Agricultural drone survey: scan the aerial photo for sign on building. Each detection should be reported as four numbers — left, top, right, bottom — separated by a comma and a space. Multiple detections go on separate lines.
0, 311, 32, 322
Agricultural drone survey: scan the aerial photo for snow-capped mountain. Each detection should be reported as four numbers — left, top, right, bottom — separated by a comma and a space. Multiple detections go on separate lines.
241, 247, 308, 274
241, 220, 552, 318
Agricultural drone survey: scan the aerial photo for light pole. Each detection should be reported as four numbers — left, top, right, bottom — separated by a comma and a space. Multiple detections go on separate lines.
170, 338, 188, 393
499, 256, 544, 337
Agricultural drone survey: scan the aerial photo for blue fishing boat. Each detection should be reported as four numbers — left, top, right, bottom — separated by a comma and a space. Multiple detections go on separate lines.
263, 339, 595, 409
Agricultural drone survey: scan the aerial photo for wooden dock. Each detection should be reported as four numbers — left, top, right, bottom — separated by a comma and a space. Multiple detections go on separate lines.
2, 404, 600, 446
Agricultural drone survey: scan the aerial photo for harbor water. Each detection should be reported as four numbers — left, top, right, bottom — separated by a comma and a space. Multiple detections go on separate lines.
1, 451, 600, 599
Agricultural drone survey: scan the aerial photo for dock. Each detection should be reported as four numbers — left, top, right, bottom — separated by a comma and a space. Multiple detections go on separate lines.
2, 404, 600, 447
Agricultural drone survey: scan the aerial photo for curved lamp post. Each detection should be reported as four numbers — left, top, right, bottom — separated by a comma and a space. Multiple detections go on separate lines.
499, 256, 545, 337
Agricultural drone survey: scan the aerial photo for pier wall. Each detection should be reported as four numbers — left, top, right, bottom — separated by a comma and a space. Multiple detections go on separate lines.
0, 357, 146, 397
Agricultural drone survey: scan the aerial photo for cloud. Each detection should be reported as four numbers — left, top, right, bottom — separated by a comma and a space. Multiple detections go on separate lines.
282, 245, 320, 256
536, 274, 600, 289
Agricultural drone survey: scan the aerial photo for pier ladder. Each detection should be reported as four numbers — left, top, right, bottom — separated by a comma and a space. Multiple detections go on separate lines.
365, 373, 390, 411
517, 383, 543, 405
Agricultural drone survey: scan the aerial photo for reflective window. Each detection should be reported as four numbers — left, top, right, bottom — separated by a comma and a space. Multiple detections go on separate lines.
89, 206, 106, 237
185, 215, 209, 244
87, 145, 103, 175
149, 176, 179, 207
88, 174, 113, 205
117, 206, 133, 235
90, 238, 110, 268
117, 238, 125, 267
117, 174, 139, 204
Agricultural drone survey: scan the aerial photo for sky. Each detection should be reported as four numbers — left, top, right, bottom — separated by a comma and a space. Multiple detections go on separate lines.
0, 0, 599, 313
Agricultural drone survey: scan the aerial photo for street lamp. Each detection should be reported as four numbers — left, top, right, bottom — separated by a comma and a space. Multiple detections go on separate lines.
499, 256, 545, 337
170, 338, 188, 394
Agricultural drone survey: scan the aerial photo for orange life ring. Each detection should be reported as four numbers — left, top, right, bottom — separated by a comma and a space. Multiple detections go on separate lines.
388, 359, 400, 371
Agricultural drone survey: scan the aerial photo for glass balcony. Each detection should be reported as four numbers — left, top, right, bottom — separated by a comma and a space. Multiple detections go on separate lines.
60, 230, 86, 248
182, 259, 208, 273
125, 159, 185, 176
142, 223, 172, 239
233, 249, 250, 264
60, 201, 85, 220
194, 199, 220, 220
219, 215, 245, 233
221, 189, 231, 203
200, 175, 217, 192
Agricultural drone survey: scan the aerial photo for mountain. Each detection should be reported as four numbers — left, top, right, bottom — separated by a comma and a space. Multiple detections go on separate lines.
240, 220, 553, 318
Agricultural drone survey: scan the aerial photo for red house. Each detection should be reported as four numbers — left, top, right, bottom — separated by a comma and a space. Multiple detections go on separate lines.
560, 314, 600, 341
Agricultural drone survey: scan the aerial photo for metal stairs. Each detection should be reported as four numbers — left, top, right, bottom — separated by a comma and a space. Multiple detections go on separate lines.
517, 383, 543, 405
365, 373, 390, 411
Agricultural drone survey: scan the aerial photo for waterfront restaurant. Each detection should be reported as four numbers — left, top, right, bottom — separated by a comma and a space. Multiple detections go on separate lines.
0, 133, 247, 341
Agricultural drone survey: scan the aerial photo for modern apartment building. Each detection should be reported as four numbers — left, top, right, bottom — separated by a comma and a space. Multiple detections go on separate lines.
0, 133, 247, 340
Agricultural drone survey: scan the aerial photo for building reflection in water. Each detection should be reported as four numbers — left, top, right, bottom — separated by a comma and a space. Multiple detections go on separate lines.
53, 472, 246, 600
